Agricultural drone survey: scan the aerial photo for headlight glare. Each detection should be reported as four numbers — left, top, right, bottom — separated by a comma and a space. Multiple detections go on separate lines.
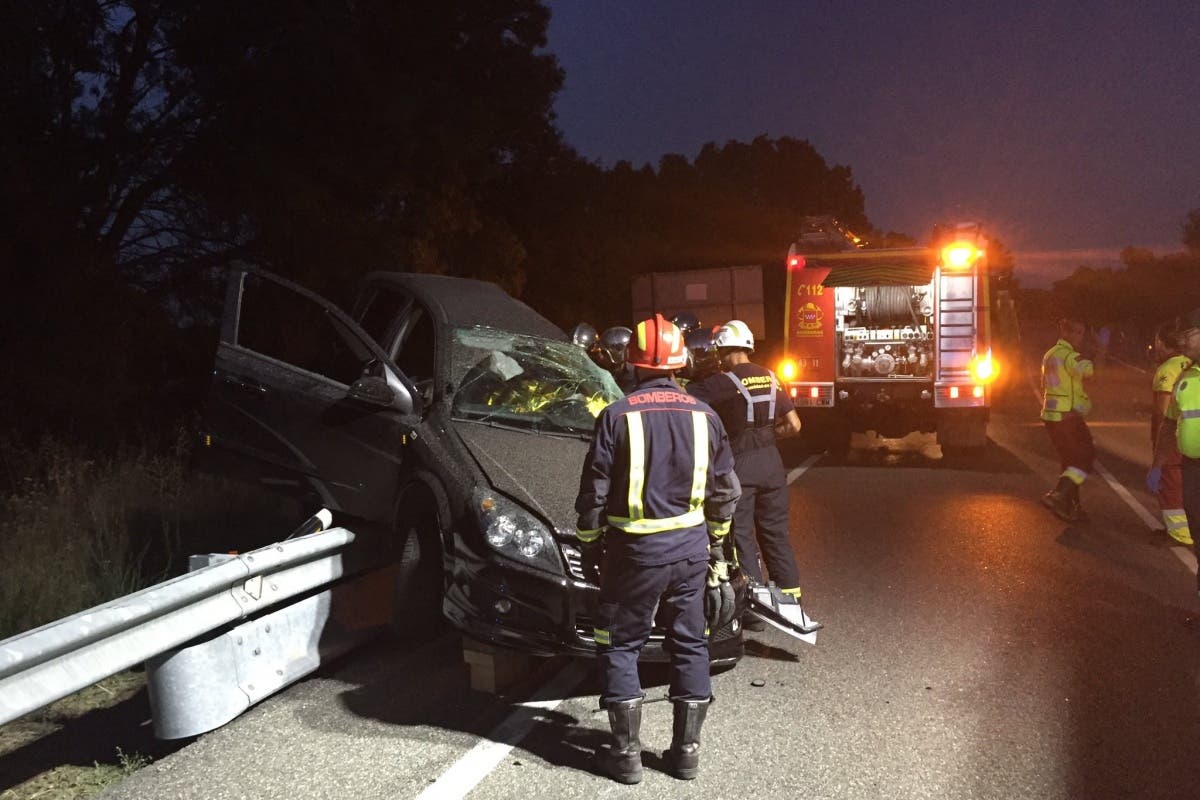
515, 528, 544, 558
475, 490, 562, 575
486, 516, 516, 548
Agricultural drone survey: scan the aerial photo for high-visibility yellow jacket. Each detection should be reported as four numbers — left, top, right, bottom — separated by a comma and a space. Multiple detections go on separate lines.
1167, 362, 1200, 458
1041, 339, 1093, 422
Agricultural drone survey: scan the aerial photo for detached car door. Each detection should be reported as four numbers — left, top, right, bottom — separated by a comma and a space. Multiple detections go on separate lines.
202, 267, 423, 521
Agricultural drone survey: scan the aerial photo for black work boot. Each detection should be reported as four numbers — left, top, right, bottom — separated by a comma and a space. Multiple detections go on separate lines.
1041, 476, 1076, 521
1068, 481, 1088, 521
596, 698, 643, 784
667, 697, 711, 780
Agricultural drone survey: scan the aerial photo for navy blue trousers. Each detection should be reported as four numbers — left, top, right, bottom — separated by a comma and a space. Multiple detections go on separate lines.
594, 555, 711, 704
731, 454, 801, 589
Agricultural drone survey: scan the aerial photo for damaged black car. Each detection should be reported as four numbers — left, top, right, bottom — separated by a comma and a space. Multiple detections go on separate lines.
201, 267, 746, 665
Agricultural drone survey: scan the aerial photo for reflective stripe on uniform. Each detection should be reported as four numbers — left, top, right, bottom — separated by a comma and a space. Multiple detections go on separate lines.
1181, 410, 1200, 419
606, 409, 712, 534
724, 371, 778, 423
690, 411, 708, 511
626, 412, 645, 522
594, 628, 611, 646
576, 528, 602, 543
1063, 466, 1088, 485
608, 508, 706, 534
1162, 509, 1192, 545
707, 518, 731, 537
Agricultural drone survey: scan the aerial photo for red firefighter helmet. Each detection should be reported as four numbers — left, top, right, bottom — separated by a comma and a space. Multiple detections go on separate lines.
627, 314, 687, 371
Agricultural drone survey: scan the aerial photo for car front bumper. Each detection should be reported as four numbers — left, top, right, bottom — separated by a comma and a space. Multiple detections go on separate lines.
442, 549, 746, 665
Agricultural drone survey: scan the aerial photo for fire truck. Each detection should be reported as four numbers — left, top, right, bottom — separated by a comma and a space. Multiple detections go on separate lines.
778, 216, 998, 458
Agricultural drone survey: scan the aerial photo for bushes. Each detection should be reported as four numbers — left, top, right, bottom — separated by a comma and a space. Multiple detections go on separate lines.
0, 431, 299, 640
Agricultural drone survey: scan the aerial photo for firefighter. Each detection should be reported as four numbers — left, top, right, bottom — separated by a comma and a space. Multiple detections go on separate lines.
570, 322, 598, 350
575, 314, 740, 784
590, 326, 638, 394
671, 311, 702, 337
687, 320, 811, 629
1149, 308, 1200, 594
1040, 316, 1096, 521
1150, 320, 1193, 545
678, 325, 720, 385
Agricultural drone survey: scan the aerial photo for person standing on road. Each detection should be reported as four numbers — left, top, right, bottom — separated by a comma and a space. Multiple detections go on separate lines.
687, 320, 812, 629
575, 314, 740, 784
1150, 321, 1193, 546
1040, 316, 1096, 521
1149, 309, 1200, 595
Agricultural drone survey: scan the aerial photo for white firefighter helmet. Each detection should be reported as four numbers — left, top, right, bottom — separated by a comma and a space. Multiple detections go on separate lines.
714, 320, 755, 352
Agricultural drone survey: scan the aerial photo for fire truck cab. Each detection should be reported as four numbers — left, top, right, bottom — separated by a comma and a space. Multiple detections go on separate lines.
779, 216, 997, 458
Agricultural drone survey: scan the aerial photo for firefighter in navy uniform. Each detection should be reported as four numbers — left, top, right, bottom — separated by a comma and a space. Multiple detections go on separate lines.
679, 325, 721, 386
687, 320, 812, 630
575, 314, 740, 784
570, 321, 598, 350
590, 326, 638, 394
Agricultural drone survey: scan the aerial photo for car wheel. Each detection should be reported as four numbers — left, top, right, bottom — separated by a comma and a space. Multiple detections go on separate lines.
391, 493, 446, 640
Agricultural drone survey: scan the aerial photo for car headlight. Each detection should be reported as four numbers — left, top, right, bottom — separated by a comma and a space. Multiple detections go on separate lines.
475, 490, 563, 574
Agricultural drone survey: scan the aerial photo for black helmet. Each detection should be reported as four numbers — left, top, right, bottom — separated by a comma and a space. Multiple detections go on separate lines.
570, 322, 598, 349
684, 326, 720, 380
671, 311, 702, 336
591, 326, 632, 371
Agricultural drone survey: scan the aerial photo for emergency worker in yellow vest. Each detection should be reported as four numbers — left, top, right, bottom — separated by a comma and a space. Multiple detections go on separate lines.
687, 320, 811, 630
575, 314, 740, 784
1040, 317, 1095, 521
1150, 320, 1193, 545
1149, 308, 1200, 595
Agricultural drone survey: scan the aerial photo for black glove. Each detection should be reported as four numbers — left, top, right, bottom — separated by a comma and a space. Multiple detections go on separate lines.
580, 539, 604, 586
704, 542, 736, 632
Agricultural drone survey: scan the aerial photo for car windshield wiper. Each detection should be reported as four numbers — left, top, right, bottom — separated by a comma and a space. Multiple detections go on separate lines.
454, 415, 592, 441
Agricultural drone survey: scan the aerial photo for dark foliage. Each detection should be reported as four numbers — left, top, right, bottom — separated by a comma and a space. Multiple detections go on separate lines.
0, 0, 563, 444
4, 1, 1188, 447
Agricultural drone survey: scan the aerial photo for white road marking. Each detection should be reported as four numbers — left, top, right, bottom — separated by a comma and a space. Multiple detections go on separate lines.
1092, 460, 1162, 529
1024, 370, 1198, 572
415, 660, 590, 800
787, 454, 823, 484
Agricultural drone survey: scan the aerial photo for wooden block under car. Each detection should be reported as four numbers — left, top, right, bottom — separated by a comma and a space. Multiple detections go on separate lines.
462, 638, 536, 694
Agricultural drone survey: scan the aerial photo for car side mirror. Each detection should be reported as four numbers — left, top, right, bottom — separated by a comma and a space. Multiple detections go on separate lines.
347, 376, 396, 408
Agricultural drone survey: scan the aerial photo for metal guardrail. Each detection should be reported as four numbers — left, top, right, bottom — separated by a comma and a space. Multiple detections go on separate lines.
0, 514, 368, 732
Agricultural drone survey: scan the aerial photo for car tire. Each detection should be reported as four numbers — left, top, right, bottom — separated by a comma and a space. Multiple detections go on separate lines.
391, 493, 446, 641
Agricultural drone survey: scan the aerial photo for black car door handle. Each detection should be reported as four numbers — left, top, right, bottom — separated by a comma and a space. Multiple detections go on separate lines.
222, 375, 267, 394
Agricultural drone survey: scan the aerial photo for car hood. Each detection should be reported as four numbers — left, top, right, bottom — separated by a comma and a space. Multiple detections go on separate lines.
451, 422, 590, 532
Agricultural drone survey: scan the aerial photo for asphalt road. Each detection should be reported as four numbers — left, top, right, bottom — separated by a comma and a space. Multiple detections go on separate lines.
101, 362, 1200, 800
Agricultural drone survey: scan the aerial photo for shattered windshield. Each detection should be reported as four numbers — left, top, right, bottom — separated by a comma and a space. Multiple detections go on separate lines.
449, 327, 623, 436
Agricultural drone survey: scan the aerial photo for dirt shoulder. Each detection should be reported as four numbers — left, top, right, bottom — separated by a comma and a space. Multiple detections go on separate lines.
0, 671, 187, 799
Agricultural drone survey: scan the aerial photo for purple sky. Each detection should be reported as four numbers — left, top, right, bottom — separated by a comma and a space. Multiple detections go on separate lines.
545, 1, 1200, 286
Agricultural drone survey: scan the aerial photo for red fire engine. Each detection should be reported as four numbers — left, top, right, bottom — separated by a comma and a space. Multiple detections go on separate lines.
778, 216, 998, 458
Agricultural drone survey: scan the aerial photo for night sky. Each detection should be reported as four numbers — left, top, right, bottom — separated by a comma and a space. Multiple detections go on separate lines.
546, 0, 1200, 286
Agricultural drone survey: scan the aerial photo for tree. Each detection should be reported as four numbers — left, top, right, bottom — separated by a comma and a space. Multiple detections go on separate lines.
0, 0, 565, 440
509, 136, 871, 334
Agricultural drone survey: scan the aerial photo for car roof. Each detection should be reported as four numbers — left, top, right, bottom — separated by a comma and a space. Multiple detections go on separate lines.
363, 272, 564, 340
